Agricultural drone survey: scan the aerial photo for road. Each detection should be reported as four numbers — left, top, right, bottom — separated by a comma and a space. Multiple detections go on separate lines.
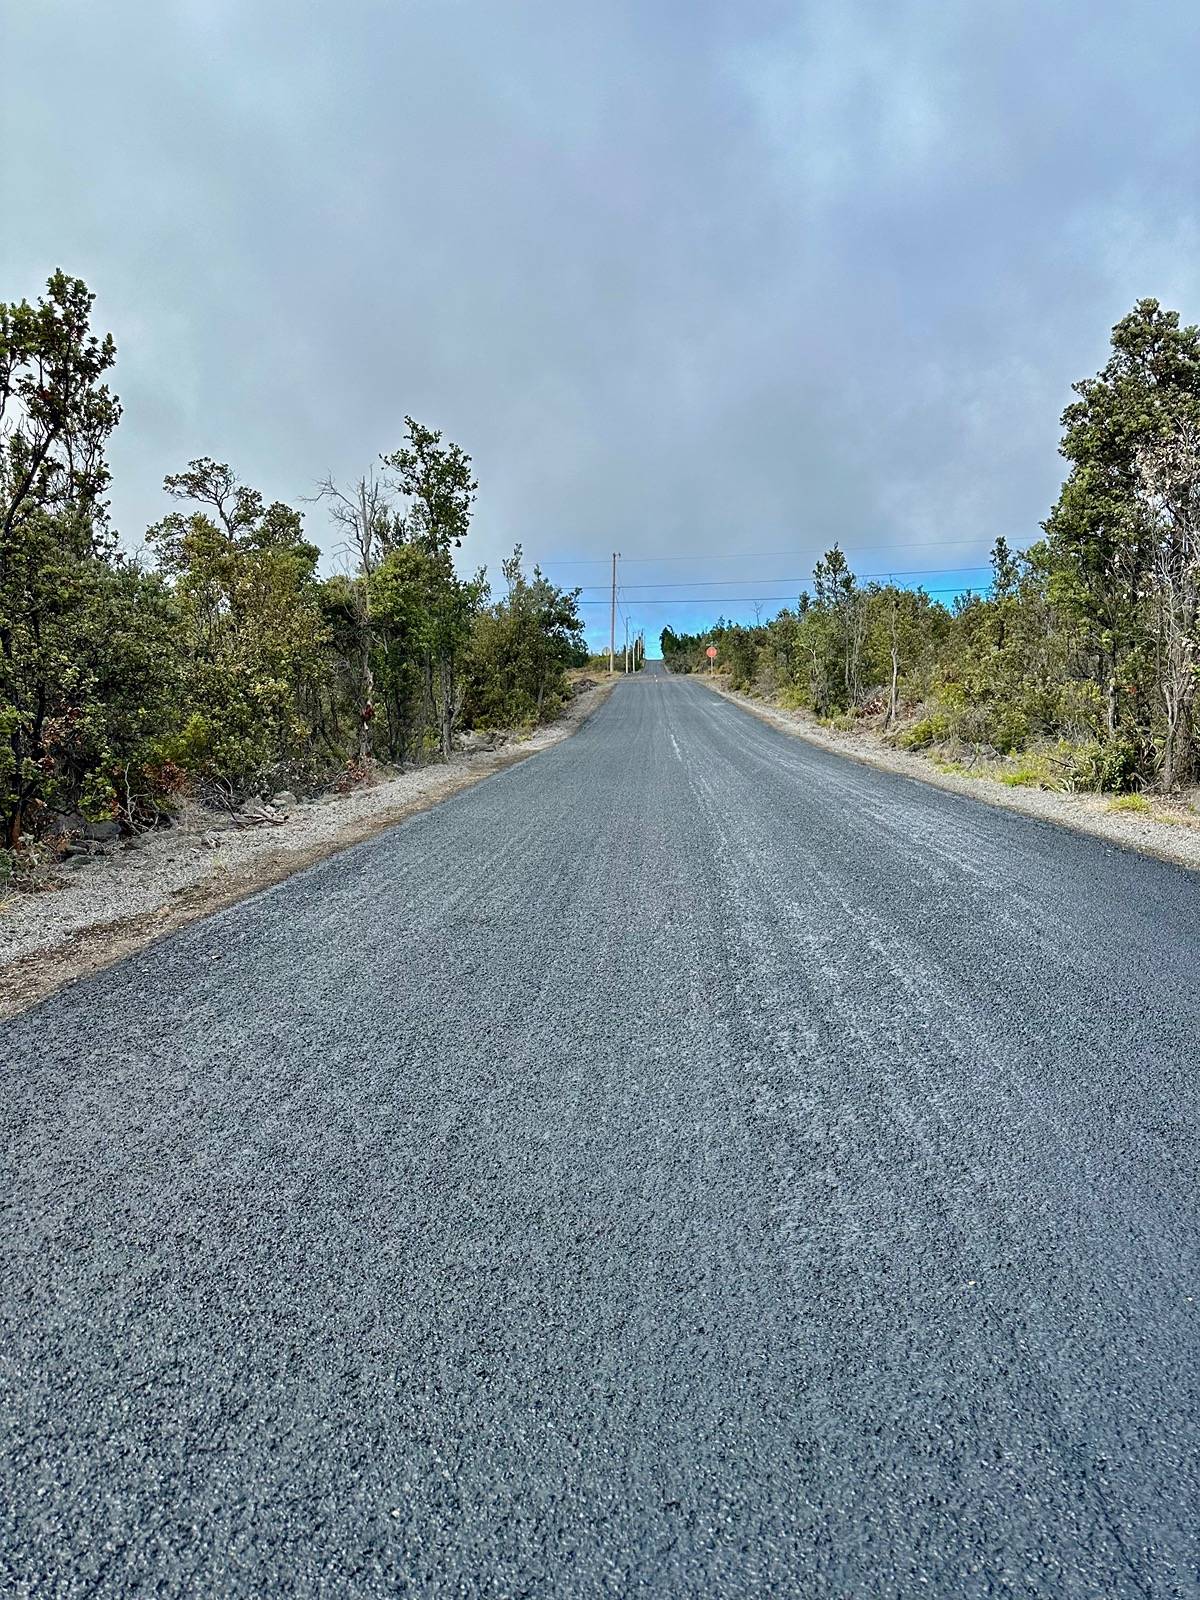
2, 665, 1198, 1598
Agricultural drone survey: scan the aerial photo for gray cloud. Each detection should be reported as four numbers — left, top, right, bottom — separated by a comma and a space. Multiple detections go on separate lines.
3, 0, 1198, 646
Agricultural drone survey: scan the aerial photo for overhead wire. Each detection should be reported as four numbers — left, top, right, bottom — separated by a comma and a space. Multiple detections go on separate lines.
574, 556, 989, 649
573, 565, 990, 593
574, 584, 983, 607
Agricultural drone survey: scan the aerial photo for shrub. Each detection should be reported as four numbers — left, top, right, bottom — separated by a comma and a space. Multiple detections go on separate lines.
984, 705, 1030, 756
1067, 736, 1141, 793
777, 685, 812, 712
898, 712, 954, 750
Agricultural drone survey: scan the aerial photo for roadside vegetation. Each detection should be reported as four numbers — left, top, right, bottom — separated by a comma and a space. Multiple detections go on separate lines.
663, 298, 1200, 804
0, 271, 590, 881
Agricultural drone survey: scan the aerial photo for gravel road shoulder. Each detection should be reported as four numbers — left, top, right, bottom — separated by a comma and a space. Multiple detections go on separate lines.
0, 679, 613, 1018
700, 675, 1200, 874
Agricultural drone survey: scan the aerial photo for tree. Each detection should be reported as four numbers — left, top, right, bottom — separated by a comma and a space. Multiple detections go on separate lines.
466, 548, 584, 726
1045, 298, 1200, 779
0, 271, 122, 844
381, 420, 480, 755
314, 471, 391, 765
368, 540, 444, 759
1135, 425, 1200, 788
381, 417, 476, 554
147, 462, 329, 796
811, 545, 865, 710
875, 586, 933, 729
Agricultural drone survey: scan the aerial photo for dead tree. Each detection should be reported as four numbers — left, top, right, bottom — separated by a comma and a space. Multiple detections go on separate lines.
315, 472, 390, 768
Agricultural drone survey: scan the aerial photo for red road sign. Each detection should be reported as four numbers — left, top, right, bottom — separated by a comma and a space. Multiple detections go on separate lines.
706, 646, 718, 660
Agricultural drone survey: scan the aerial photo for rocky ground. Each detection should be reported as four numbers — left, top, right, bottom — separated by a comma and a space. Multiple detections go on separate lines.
701, 674, 1200, 874
0, 678, 613, 1017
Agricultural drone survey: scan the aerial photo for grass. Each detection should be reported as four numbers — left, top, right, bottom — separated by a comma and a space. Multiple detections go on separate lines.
1107, 793, 1151, 813
930, 758, 986, 780
996, 753, 1067, 790
1000, 766, 1047, 788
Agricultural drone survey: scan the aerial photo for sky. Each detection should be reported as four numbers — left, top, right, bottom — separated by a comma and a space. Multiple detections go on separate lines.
3, 1, 1199, 654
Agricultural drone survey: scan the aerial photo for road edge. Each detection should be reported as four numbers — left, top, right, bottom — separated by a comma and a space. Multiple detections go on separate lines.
0, 679, 617, 1021
697, 675, 1200, 877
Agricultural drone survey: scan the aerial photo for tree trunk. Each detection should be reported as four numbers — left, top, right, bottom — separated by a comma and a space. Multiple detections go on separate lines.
438, 656, 454, 759
358, 631, 374, 765
423, 651, 435, 751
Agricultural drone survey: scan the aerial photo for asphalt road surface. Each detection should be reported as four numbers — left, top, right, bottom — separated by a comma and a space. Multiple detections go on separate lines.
3, 666, 1198, 1598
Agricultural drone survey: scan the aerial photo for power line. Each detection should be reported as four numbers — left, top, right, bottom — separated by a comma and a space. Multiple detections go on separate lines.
574, 565, 991, 592
574, 586, 982, 607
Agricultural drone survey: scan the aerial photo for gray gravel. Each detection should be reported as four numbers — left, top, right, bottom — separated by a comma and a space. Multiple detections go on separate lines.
704, 677, 1200, 873
2, 665, 1198, 1598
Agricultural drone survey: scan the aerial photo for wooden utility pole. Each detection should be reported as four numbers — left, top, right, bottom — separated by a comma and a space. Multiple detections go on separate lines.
609, 552, 618, 675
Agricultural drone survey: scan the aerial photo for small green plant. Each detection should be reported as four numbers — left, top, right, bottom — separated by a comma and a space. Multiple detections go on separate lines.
1107, 792, 1150, 813
997, 750, 1067, 788
930, 758, 984, 779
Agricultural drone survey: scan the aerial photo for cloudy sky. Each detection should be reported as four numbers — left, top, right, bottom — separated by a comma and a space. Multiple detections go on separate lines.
4, 0, 1198, 650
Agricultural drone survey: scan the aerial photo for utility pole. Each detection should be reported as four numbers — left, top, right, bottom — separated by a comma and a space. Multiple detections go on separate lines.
624, 615, 630, 674
609, 552, 619, 675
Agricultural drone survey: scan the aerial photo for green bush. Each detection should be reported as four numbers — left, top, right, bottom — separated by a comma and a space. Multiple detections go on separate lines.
1064, 736, 1141, 793
983, 705, 1030, 755
777, 685, 812, 712
1097, 737, 1141, 792
898, 712, 954, 750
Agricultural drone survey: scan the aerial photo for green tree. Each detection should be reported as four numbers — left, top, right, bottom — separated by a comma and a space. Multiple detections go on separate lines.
811, 545, 865, 710
466, 547, 584, 726
380, 420, 481, 755
0, 270, 124, 843
1044, 298, 1200, 781
381, 417, 477, 554
147, 461, 330, 796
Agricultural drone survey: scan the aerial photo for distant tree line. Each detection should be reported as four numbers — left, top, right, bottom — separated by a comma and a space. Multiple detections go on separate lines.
0, 271, 588, 855
663, 299, 1200, 795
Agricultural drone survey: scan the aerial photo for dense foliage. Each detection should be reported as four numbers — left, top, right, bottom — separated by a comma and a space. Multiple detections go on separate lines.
663, 300, 1200, 796
7, 273, 1198, 866
1, 274, 586, 853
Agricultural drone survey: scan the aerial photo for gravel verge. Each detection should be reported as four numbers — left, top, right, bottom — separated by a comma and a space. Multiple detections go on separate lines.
699, 675, 1200, 874
0, 679, 613, 1017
